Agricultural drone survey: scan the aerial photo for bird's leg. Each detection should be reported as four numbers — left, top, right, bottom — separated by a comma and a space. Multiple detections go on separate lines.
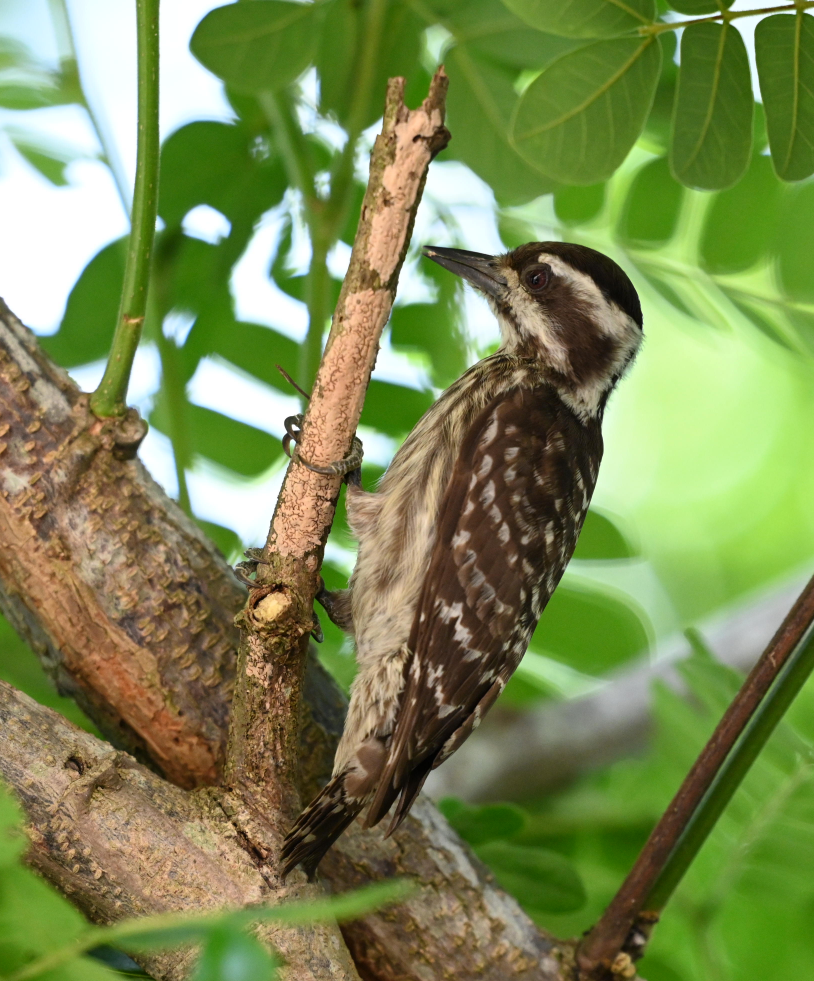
315, 576, 354, 633
282, 413, 364, 484
234, 546, 325, 642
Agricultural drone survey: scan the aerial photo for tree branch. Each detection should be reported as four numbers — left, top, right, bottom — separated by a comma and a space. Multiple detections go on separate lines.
224, 71, 451, 815
0, 69, 567, 980
577, 573, 814, 979
0, 679, 361, 981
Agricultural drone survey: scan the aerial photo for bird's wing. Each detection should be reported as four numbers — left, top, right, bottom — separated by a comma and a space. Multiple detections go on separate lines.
365, 384, 602, 830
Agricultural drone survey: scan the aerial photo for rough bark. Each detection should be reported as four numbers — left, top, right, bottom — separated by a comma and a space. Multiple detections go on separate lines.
0, 296, 239, 787
0, 677, 567, 981
0, 70, 566, 981
0, 680, 359, 981
426, 575, 808, 803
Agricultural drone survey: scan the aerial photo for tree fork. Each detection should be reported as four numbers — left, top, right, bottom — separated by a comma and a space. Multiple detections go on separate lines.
0, 71, 566, 980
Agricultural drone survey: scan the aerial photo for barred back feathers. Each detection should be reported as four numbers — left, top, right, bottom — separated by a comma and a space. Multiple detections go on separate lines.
280, 243, 642, 880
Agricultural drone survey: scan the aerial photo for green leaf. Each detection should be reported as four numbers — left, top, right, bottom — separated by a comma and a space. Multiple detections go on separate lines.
633, 263, 696, 319
670, 22, 753, 190
572, 508, 638, 560
0, 617, 99, 733
186, 314, 300, 394
501, 0, 655, 38
617, 156, 683, 248
193, 927, 280, 981
159, 121, 287, 228
316, 0, 423, 129
777, 181, 814, 302
0, 81, 55, 109
390, 260, 468, 389
0, 785, 26, 869
511, 36, 661, 185
42, 238, 126, 369
438, 799, 527, 845
700, 154, 782, 274
475, 841, 586, 913
430, 0, 582, 69
532, 580, 650, 674
445, 46, 558, 205
9, 133, 75, 186
151, 404, 282, 477
359, 381, 433, 438
554, 183, 605, 225
190, 1, 321, 94
195, 519, 243, 562
666, 0, 732, 13
0, 37, 38, 71
756, 12, 814, 182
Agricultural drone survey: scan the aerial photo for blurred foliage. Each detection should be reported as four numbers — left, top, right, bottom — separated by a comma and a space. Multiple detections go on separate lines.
2, 0, 814, 977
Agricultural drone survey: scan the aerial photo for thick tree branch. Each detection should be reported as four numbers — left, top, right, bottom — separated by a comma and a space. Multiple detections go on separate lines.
0, 298, 239, 786
0, 680, 360, 981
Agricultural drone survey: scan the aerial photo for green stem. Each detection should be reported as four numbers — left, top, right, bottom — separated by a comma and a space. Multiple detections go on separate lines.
296, 0, 389, 388
259, 90, 319, 212
644, 622, 814, 912
90, 0, 160, 418
154, 328, 192, 516
639, 1, 814, 35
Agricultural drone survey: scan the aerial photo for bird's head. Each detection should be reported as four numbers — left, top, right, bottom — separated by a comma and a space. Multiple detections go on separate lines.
423, 242, 642, 417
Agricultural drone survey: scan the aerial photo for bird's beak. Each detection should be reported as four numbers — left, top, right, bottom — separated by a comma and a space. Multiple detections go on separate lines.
422, 246, 507, 298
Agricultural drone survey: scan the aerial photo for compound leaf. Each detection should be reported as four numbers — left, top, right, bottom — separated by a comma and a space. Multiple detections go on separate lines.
511, 36, 661, 185
500, 0, 655, 39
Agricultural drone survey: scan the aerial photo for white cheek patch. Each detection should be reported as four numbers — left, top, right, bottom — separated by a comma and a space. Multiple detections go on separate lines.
487, 268, 569, 371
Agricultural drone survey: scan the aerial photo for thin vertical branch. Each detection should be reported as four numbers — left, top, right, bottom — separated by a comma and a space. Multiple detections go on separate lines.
90, 0, 160, 418
577, 573, 814, 978
223, 70, 450, 822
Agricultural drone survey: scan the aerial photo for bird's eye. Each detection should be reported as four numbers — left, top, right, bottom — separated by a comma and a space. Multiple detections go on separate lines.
522, 264, 550, 293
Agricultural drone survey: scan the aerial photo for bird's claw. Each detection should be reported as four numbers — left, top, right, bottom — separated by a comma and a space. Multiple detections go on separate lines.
233, 547, 265, 590
311, 611, 324, 644
282, 413, 364, 482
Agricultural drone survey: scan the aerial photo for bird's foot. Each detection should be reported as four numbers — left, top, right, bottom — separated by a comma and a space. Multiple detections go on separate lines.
282, 413, 363, 484
233, 547, 264, 589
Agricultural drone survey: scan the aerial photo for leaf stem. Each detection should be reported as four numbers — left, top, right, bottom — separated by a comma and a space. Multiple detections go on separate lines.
90, 0, 160, 418
640, 1, 814, 35
259, 90, 319, 212
577, 573, 814, 977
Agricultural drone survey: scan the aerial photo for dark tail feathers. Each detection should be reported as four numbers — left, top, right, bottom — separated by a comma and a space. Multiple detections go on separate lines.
280, 772, 362, 881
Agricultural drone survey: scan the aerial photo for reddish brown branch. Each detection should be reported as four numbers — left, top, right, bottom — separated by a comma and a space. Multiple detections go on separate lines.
577, 572, 814, 979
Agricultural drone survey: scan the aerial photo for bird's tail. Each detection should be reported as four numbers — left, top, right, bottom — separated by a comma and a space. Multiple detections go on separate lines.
280, 771, 362, 881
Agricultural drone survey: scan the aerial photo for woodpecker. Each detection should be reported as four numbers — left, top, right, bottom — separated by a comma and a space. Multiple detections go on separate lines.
280, 242, 642, 879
